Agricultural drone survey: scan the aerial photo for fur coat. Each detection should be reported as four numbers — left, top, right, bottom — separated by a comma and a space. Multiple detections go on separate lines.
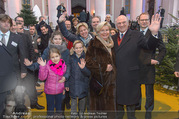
85, 36, 116, 111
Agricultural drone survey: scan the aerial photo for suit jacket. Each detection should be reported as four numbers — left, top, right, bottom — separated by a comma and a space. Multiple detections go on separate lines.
112, 29, 159, 105
18, 32, 34, 61
7, 32, 27, 77
0, 43, 16, 93
174, 51, 179, 71
139, 29, 166, 84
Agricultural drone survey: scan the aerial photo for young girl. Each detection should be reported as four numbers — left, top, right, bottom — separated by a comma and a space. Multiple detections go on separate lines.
38, 47, 66, 115
68, 40, 91, 118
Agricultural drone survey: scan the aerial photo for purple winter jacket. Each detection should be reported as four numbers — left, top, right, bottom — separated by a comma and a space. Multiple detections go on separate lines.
39, 60, 66, 95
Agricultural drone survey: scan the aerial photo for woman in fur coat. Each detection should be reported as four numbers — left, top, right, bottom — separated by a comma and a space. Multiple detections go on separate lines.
85, 22, 116, 111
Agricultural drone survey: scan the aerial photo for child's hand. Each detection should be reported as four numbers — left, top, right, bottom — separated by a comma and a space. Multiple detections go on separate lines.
59, 76, 66, 83
63, 90, 65, 95
24, 58, 33, 66
65, 87, 69, 91
37, 57, 46, 66
78, 58, 86, 69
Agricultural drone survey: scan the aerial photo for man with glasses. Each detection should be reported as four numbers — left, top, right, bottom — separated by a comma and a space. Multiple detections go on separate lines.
136, 13, 166, 119
15, 16, 30, 35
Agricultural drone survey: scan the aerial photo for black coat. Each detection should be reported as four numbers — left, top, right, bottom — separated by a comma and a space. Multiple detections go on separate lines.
139, 29, 166, 84
7, 32, 27, 75
67, 52, 90, 99
174, 51, 179, 71
0, 43, 16, 93
112, 29, 159, 105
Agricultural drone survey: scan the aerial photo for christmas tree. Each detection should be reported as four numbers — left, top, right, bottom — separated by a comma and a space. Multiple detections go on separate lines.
17, 4, 37, 27
156, 25, 179, 87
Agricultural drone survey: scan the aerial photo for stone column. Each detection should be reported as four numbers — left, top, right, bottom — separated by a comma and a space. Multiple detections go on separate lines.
6, 0, 21, 19
48, 0, 59, 29
67, 0, 71, 15
172, 0, 178, 25
130, 0, 143, 21
95, 0, 106, 22
86, 0, 90, 12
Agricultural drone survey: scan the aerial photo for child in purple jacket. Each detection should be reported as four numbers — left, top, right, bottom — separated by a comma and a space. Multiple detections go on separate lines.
38, 47, 66, 115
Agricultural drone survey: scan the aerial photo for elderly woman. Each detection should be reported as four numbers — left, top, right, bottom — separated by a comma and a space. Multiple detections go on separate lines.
58, 13, 94, 48
85, 21, 116, 111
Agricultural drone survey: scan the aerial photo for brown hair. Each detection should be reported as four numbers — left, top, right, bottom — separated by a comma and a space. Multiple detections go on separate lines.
139, 12, 150, 20
72, 17, 79, 23
50, 30, 65, 43
0, 14, 12, 27
49, 47, 61, 58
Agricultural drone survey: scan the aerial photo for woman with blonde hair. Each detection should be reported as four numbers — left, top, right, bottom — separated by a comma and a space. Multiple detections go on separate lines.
85, 21, 116, 111
58, 13, 94, 48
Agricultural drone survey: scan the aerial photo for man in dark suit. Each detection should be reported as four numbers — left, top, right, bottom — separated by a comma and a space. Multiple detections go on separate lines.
136, 13, 166, 119
16, 23, 44, 110
157, 6, 165, 28
79, 9, 87, 22
112, 14, 161, 119
0, 14, 26, 118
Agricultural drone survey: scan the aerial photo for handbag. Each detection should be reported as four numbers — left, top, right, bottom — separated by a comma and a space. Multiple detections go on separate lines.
90, 63, 104, 95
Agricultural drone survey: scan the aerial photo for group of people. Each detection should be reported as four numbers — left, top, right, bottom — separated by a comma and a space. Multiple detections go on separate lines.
1, 6, 177, 119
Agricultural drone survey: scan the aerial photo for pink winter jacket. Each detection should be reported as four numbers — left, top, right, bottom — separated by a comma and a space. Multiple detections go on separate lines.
38, 60, 66, 95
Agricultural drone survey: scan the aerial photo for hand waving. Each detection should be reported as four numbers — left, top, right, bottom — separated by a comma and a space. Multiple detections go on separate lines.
37, 57, 46, 66
58, 12, 66, 23
149, 13, 161, 35
78, 58, 86, 69
24, 58, 33, 66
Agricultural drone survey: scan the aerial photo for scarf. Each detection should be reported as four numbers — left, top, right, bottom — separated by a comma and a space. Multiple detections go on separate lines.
96, 35, 114, 55
49, 59, 66, 76
48, 41, 67, 53
79, 34, 93, 46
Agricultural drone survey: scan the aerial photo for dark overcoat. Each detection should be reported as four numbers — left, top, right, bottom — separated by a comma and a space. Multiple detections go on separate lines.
139, 29, 166, 84
67, 52, 91, 99
112, 29, 159, 105
85, 36, 116, 110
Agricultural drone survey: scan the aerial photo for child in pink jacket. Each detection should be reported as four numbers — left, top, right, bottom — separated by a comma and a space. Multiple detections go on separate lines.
38, 47, 66, 115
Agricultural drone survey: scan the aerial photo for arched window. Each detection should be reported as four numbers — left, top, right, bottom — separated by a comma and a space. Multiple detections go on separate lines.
22, 0, 30, 5
106, 0, 110, 14
125, 0, 130, 14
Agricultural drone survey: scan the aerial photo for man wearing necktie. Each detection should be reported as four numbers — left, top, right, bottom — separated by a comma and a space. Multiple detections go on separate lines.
136, 13, 166, 119
0, 14, 26, 118
112, 13, 162, 119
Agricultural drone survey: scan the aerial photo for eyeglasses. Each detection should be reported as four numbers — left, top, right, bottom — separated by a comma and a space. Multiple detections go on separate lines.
16, 20, 24, 22
140, 19, 149, 22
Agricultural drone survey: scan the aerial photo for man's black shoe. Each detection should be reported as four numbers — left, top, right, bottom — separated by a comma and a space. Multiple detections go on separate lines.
37, 91, 43, 96
31, 103, 45, 110
66, 103, 71, 110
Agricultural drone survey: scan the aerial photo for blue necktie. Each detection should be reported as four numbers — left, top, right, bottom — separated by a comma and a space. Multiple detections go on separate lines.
121, 33, 123, 39
141, 31, 144, 35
